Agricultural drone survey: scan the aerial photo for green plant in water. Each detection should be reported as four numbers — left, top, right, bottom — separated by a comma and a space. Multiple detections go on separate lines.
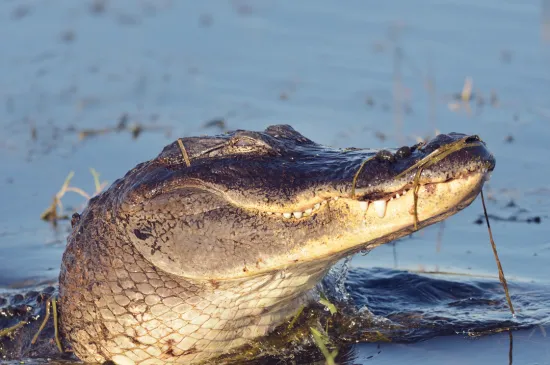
310, 327, 338, 365
319, 292, 338, 315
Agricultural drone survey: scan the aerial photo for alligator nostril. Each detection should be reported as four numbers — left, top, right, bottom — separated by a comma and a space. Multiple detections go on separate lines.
71, 213, 81, 228
395, 146, 412, 159
410, 141, 426, 152
375, 150, 395, 163
465, 135, 481, 143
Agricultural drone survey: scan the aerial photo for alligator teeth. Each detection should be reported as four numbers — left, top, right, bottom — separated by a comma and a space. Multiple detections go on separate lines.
270, 200, 329, 219
395, 193, 400, 199
359, 201, 368, 211
373, 200, 387, 218
333, 197, 339, 201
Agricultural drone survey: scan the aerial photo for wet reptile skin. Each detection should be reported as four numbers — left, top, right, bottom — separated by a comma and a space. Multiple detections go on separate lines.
60, 201, 331, 364
53, 125, 495, 364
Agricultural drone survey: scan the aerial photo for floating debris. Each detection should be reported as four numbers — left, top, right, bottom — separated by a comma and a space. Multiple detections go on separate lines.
40, 169, 107, 226
202, 118, 226, 130
77, 113, 171, 140
474, 213, 541, 225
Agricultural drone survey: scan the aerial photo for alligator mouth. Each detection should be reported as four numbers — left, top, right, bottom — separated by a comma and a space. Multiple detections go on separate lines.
258, 167, 491, 220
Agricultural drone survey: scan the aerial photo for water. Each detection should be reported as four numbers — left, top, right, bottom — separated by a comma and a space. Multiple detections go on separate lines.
1, 0, 549, 364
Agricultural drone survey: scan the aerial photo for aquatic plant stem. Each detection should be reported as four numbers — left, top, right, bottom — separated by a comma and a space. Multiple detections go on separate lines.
177, 139, 191, 167
412, 168, 422, 230
393, 136, 485, 230
0, 320, 27, 337
351, 157, 375, 198
508, 330, 513, 365
481, 190, 515, 316
52, 297, 63, 352
310, 327, 337, 365
31, 297, 52, 344
287, 305, 305, 330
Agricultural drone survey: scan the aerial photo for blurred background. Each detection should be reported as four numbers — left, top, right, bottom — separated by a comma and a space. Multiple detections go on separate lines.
0, 1, 549, 364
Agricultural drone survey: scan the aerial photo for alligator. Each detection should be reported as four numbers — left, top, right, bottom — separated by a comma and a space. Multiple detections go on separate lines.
0, 125, 495, 364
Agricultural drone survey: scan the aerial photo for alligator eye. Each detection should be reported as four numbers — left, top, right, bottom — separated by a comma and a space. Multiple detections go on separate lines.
395, 146, 411, 159
375, 150, 395, 162
226, 136, 273, 155
234, 137, 257, 147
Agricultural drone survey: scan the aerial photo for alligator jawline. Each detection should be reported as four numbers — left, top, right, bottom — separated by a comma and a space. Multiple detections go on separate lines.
253, 168, 490, 220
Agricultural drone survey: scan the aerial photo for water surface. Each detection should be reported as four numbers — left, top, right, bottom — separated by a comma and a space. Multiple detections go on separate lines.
1, 1, 549, 364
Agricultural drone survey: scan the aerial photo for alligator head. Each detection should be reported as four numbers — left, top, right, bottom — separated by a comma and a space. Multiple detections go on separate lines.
58, 124, 495, 364
118, 124, 494, 280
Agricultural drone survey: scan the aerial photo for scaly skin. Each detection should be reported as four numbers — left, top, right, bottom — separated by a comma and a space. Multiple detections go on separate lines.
2, 125, 495, 364
60, 197, 331, 364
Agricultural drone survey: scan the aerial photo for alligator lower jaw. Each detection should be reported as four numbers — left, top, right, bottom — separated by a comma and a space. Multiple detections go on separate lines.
258, 168, 490, 220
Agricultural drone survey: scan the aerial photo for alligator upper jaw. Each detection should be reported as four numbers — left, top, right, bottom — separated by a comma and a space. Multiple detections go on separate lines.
200, 132, 495, 216
255, 166, 492, 220
120, 128, 495, 217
